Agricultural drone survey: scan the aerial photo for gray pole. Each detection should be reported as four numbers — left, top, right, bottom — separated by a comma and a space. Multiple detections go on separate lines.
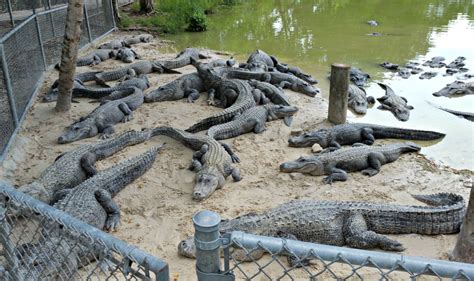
83, 4, 93, 42
193, 210, 222, 278
328, 63, 350, 124
34, 11, 48, 70
0, 44, 19, 127
6, 0, 14, 27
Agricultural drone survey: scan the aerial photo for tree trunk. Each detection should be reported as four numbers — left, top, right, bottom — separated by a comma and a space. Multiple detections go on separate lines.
452, 185, 473, 263
112, 0, 121, 23
139, 0, 154, 13
55, 0, 84, 112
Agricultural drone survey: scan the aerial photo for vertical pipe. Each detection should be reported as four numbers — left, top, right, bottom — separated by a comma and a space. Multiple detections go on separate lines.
83, 3, 93, 42
328, 63, 350, 124
34, 12, 48, 70
0, 44, 19, 127
110, 0, 117, 30
47, 0, 56, 37
6, 0, 14, 28
193, 210, 222, 278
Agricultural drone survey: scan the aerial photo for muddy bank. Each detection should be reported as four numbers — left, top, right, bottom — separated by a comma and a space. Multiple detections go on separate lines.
0, 32, 472, 279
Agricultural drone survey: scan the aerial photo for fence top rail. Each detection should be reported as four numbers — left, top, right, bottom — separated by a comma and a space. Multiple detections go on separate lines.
228, 231, 474, 279
0, 181, 169, 276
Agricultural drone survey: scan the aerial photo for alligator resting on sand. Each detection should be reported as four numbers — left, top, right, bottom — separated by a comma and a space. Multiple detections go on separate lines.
178, 193, 465, 261
288, 123, 445, 149
280, 143, 421, 183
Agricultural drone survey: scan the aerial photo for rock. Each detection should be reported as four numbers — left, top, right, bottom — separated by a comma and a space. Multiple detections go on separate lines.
290, 128, 303, 136
312, 143, 323, 153
290, 173, 304, 180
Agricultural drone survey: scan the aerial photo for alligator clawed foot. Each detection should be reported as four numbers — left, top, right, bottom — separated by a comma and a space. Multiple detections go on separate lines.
207, 99, 216, 106
122, 115, 134, 123
323, 177, 333, 185
100, 134, 112, 140
230, 155, 240, 163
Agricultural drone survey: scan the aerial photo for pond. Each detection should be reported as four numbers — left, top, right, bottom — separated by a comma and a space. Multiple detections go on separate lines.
163, 0, 474, 170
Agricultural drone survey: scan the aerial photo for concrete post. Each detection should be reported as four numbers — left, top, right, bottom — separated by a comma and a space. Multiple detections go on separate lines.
193, 210, 221, 279
328, 63, 350, 124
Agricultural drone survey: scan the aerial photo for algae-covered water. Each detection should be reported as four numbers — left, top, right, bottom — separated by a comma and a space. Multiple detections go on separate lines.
163, 0, 474, 170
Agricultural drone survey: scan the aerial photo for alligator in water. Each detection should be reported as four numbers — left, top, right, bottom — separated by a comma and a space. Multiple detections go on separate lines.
419, 71, 437, 80
446, 56, 466, 69
145, 73, 204, 103
207, 104, 298, 140
377, 83, 413, 121
398, 68, 411, 79
288, 123, 445, 149
423, 56, 446, 68
280, 143, 421, 183
350, 67, 370, 87
58, 87, 145, 144
432, 80, 474, 97
15, 145, 163, 280
178, 193, 465, 261
380, 62, 398, 70
428, 102, 474, 122
185, 59, 257, 133
152, 127, 240, 201
347, 84, 375, 114
43, 75, 150, 103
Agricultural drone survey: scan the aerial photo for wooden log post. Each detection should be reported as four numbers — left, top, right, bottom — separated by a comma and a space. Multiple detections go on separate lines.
451, 181, 473, 263
328, 63, 350, 124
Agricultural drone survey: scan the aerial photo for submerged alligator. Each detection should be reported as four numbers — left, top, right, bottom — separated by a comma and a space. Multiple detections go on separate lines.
207, 104, 298, 140
432, 80, 474, 97
288, 123, 445, 149
152, 127, 241, 201
347, 84, 375, 114
429, 102, 474, 122
350, 67, 370, 87
280, 143, 421, 183
58, 87, 145, 144
15, 145, 163, 280
377, 83, 413, 121
179, 193, 465, 260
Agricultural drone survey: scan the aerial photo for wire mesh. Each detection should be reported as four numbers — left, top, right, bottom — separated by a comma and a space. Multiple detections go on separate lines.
0, 57, 15, 157
0, 182, 169, 280
218, 233, 474, 280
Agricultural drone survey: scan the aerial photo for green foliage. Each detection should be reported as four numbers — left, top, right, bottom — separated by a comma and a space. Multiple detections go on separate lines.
186, 9, 208, 32
131, 2, 140, 12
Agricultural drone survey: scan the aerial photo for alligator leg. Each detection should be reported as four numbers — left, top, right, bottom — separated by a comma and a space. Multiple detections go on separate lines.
207, 88, 217, 106
100, 126, 115, 139
231, 167, 241, 182
344, 212, 405, 251
361, 152, 384, 177
323, 168, 348, 184
254, 119, 266, 133
189, 145, 208, 170
186, 89, 200, 103
118, 103, 134, 122
277, 233, 311, 267
50, 188, 72, 204
190, 159, 203, 171
95, 189, 121, 231
80, 152, 99, 177
219, 142, 240, 163
360, 128, 375, 145
219, 89, 238, 108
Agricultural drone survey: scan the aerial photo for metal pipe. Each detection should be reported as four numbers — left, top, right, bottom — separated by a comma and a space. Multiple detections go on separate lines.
34, 13, 48, 70
83, 3, 93, 43
0, 44, 19, 127
47, 0, 57, 37
193, 210, 222, 278
230, 231, 474, 279
6, 0, 14, 27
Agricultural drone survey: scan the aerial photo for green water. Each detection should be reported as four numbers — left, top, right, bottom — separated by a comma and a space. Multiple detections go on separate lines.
163, 0, 474, 170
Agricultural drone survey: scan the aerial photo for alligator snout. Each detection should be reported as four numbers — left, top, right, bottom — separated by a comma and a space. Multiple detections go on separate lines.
57, 136, 67, 144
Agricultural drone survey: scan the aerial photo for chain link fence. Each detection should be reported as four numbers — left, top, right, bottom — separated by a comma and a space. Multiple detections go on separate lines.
0, 181, 170, 280
0, 0, 124, 161
192, 210, 474, 280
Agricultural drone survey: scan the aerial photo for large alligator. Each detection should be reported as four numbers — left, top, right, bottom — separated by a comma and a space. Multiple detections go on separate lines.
377, 83, 413, 121
43, 71, 102, 102
186, 60, 257, 133
178, 193, 465, 260
43, 75, 150, 103
288, 123, 445, 148
76, 49, 117, 66
144, 72, 204, 103
152, 127, 241, 200
115, 47, 141, 63
280, 143, 421, 183
156, 48, 210, 70
432, 80, 474, 97
248, 79, 291, 106
207, 104, 298, 140
15, 146, 163, 280
350, 67, 370, 87
347, 84, 375, 114
58, 87, 145, 144
17, 130, 152, 205
98, 34, 153, 49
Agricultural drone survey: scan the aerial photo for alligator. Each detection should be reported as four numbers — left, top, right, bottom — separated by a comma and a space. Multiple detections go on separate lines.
43, 71, 102, 102
423, 56, 446, 68
122, 34, 154, 46
98, 39, 129, 49
15, 145, 164, 280
380, 62, 398, 70
43, 75, 150, 103
446, 56, 466, 69
275, 63, 319, 84
432, 80, 474, 97
178, 193, 465, 260
186, 60, 257, 133
376, 83, 413, 121
410, 67, 423, 75
287, 123, 445, 149
152, 127, 241, 200
207, 57, 236, 68
155, 48, 210, 70
144, 72, 204, 103
115, 47, 141, 63
207, 104, 298, 140
347, 84, 375, 114
429, 102, 474, 122
350, 67, 370, 87
76, 49, 117, 66
419, 71, 437, 79
58, 87, 145, 144
280, 142, 421, 183
398, 68, 411, 79
248, 79, 291, 106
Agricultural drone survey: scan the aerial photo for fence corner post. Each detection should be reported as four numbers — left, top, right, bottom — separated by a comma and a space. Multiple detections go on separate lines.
328, 63, 350, 124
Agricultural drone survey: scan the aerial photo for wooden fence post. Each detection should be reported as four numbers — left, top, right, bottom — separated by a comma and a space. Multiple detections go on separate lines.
328, 63, 350, 124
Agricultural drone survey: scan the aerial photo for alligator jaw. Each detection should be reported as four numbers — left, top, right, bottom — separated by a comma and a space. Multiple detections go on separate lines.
193, 172, 221, 201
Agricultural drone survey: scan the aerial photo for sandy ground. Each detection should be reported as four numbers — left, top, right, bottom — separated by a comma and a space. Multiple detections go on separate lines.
0, 32, 472, 280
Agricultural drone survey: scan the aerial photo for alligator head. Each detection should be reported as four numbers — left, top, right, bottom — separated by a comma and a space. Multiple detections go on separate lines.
279, 156, 324, 176
266, 104, 299, 126
178, 237, 196, 258
288, 129, 328, 148
57, 118, 98, 144
432, 81, 474, 97
350, 67, 370, 87
191, 57, 222, 84
193, 167, 225, 201
293, 82, 320, 97
348, 93, 369, 114
117, 48, 136, 63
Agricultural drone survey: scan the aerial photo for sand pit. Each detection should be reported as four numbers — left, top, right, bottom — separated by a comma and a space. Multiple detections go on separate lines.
0, 32, 472, 279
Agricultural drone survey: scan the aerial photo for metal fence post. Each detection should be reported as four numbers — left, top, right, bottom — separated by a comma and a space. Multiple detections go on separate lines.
83, 3, 93, 42
328, 63, 350, 124
33, 11, 48, 70
47, 0, 56, 37
6, 0, 15, 27
0, 44, 19, 127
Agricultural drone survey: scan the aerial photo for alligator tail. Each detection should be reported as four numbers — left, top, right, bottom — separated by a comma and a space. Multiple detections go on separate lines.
372, 126, 445, 141
152, 126, 203, 150
186, 111, 234, 133
412, 193, 464, 207
75, 71, 103, 82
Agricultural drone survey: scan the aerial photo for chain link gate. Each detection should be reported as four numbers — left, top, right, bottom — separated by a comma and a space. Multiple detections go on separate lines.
192, 210, 474, 280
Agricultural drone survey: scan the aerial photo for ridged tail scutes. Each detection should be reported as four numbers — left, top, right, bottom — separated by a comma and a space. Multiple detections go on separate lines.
412, 193, 464, 207
372, 126, 445, 141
